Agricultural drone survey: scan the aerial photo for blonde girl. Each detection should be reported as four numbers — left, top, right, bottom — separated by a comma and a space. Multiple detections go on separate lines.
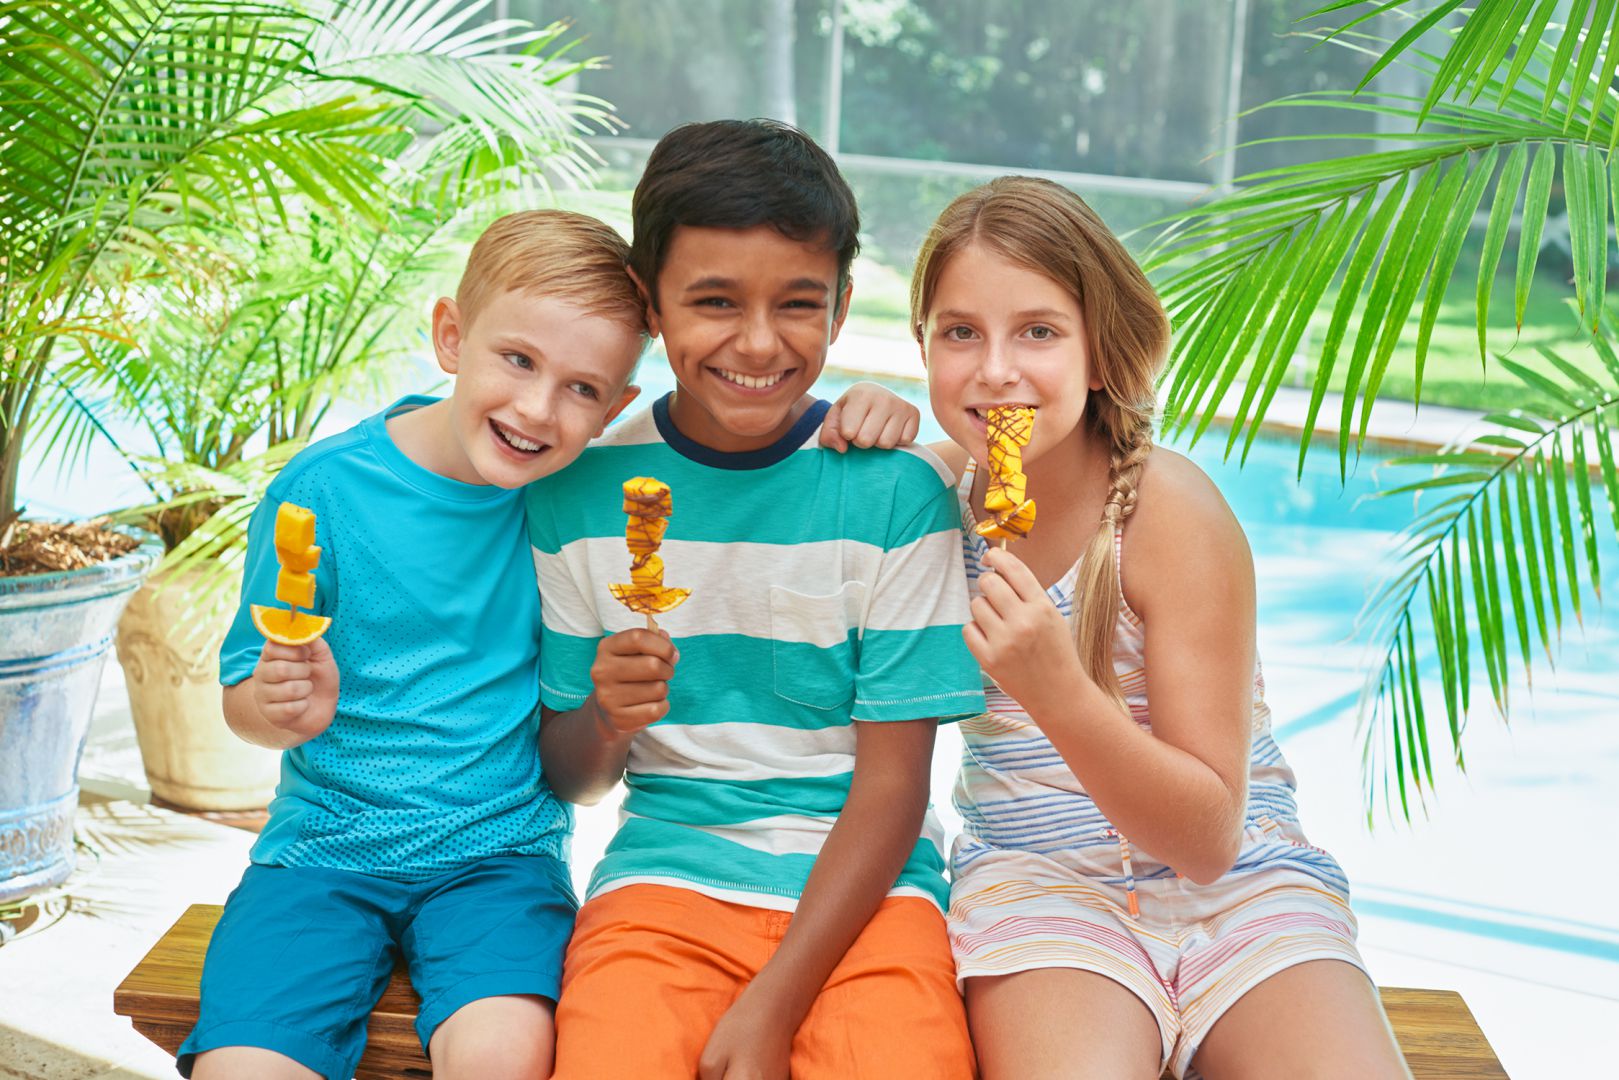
914, 177, 1409, 1080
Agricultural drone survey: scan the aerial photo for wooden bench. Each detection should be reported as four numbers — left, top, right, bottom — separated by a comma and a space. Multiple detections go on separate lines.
115, 904, 1508, 1079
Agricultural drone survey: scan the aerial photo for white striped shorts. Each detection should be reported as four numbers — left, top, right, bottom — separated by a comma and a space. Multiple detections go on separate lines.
947, 832, 1368, 1078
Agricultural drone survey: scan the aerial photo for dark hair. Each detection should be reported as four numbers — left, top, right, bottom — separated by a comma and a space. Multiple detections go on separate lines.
629, 118, 860, 311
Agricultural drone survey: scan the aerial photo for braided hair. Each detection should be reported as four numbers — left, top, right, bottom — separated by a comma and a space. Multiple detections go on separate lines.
911, 176, 1169, 703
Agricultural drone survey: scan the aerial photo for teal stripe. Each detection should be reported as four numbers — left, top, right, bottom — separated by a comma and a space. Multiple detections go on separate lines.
538, 627, 600, 709
666, 636, 853, 725
541, 628, 983, 725
625, 771, 853, 825
768, 636, 856, 712
542, 630, 980, 728
857, 625, 985, 722
591, 815, 949, 908
527, 442, 955, 550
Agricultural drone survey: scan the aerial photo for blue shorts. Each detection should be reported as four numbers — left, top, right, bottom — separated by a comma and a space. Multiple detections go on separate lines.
176, 855, 576, 1080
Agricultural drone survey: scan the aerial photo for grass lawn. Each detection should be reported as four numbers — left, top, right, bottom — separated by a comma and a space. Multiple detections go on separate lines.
1290, 268, 1616, 416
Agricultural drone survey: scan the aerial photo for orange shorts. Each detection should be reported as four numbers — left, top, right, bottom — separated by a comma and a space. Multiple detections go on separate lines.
552, 884, 975, 1079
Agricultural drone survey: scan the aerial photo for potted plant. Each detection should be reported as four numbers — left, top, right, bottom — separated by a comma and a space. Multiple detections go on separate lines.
75, 6, 616, 809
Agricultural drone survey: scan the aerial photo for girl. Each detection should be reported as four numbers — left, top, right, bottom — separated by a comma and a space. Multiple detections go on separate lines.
914, 177, 1410, 1080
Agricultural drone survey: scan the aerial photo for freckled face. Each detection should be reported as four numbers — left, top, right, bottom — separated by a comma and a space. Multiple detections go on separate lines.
436, 289, 643, 487
919, 243, 1100, 472
648, 225, 850, 454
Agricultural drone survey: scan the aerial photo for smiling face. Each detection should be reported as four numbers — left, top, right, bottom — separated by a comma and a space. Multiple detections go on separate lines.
433, 288, 643, 487
645, 224, 851, 453
920, 242, 1102, 473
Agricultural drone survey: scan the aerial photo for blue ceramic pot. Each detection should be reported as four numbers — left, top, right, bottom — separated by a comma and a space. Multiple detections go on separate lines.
0, 533, 160, 904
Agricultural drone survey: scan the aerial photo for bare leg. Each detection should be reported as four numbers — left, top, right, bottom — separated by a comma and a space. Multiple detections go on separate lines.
429, 994, 556, 1080
966, 969, 1164, 1080
190, 1047, 320, 1080
1191, 960, 1411, 1080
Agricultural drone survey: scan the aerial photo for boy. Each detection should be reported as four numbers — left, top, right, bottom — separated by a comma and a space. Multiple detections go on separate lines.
180, 210, 648, 1080
530, 120, 985, 1079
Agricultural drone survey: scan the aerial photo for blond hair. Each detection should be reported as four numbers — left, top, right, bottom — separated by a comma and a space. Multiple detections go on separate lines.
456, 210, 647, 336
911, 177, 1169, 704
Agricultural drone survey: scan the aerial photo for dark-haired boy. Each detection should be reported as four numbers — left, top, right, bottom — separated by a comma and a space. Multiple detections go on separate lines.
529, 119, 983, 1079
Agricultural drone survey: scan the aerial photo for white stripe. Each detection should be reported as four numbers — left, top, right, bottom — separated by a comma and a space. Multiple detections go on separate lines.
532, 544, 603, 638
628, 720, 855, 782
866, 528, 973, 636
536, 534, 966, 640
591, 874, 803, 912
624, 810, 834, 857
611, 807, 946, 862
592, 407, 662, 448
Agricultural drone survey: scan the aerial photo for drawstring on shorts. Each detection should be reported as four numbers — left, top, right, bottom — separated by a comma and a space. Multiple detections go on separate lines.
1103, 828, 1140, 918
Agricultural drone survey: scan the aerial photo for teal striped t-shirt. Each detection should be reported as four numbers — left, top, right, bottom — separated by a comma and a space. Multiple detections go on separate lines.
526, 394, 985, 911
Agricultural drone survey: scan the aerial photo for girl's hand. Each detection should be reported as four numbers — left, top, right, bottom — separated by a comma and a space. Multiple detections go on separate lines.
819, 380, 920, 452
964, 545, 1085, 713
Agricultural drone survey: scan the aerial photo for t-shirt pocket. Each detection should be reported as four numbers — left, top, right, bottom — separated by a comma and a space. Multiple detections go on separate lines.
768, 582, 866, 711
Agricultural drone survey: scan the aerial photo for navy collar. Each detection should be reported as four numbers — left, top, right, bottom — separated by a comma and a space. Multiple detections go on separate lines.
653, 392, 830, 470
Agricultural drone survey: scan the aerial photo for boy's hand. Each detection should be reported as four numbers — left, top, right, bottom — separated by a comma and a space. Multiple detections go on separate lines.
965, 545, 1085, 715
589, 628, 679, 735
698, 988, 792, 1080
252, 638, 339, 743
819, 380, 920, 452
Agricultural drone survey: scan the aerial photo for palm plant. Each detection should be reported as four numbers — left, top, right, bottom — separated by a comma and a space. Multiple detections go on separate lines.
15, 0, 613, 598
0, 0, 403, 538
1146, 1, 1619, 819
2, 1, 611, 539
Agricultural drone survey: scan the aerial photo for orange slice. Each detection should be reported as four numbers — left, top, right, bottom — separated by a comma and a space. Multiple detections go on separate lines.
250, 604, 332, 646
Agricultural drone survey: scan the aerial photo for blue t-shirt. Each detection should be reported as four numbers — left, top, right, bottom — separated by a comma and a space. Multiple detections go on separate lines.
219, 395, 570, 881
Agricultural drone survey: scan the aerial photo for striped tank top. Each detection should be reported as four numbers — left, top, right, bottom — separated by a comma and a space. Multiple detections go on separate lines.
950, 459, 1349, 896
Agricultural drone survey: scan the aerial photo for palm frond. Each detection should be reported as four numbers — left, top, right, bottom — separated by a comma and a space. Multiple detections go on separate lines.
1314, 0, 1619, 136
305, 2, 619, 192
1358, 349, 1619, 819
1147, 21, 1619, 475
7, 0, 621, 536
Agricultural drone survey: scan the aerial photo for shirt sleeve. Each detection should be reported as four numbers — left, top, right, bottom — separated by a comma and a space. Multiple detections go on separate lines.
526, 483, 606, 711
218, 485, 337, 686
853, 478, 986, 724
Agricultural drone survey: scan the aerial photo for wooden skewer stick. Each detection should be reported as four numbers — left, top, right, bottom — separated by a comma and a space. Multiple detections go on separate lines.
646, 612, 658, 632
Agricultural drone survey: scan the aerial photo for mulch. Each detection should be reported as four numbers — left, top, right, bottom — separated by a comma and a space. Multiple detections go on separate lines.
0, 519, 140, 578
